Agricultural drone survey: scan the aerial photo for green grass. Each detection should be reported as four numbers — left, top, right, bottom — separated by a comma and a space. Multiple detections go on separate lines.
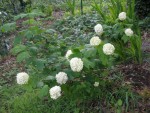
0, 72, 140, 113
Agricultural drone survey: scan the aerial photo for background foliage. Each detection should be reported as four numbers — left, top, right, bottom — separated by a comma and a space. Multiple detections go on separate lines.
0, 0, 150, 112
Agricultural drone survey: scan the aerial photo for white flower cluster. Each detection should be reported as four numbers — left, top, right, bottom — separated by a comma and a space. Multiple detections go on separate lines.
118, 12, 126, 21
17, 11, 133, 101
70, 57, 83, 72
94, 82, 99, 87
65, 50, 72, 60
94, 24, 103, 35
56, 72, 68, 85
0, 12, 2, 15
125, 28, 133, 37
49, 86, 61, 100
16, 72, 29, 85
90, 36, 102, 46
103, 43, 115, 55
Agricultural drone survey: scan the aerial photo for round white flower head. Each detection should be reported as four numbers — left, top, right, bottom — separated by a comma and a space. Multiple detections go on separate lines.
125, 28, 133, 37
56, 72, 68, 85
70, 57, 83, 72
118, 12, 126, 21
103, 43, 115, 55
0, 12, 2, 15
94, 82, 99, 87
94, 24, 103, 35
90, 36, 102, 46
65, 50, 73, 60
16, 72, 29, 85
49, 86, 61, 100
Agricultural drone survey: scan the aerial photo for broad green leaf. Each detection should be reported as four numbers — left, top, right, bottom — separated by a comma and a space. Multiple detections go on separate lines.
83, 47, 97, 58
1, 22, 16, 33
72, 48, 80, 53
24, 30, 33, 39
22, 19, 39, 25
34, 59, 46, 70
121, 35, 130, 43
29, 46, 38, 54
14, 13, 27, 20
13, 36, 22, 45
117, 99, 122, 106
83, 58, 95, 69
11, 44, 26, 55
38, 85, 49, 99
46, 29, 56, 34
37, 81, 44, 88
97, 46, 108, 66
17, 51, 30, 62
44, 76, 55, 81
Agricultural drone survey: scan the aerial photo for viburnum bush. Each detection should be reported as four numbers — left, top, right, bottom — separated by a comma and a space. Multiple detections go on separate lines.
11, 10, 140, 111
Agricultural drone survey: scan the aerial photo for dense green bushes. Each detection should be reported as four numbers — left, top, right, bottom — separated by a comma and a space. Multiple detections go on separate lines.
135, 0, 150, 19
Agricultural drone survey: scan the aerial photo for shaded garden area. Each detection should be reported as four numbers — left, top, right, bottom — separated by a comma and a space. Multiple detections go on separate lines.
0, 0, 150, 113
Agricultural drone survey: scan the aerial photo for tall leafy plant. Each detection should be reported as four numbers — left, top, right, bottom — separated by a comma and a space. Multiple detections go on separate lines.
92, 0, 142, 64
66, 0, 76, 15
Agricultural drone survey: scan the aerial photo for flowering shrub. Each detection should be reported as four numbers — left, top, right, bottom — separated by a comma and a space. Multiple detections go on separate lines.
43, 11, 142, 101
92, 0, 142, 63
13, 11, 140, 100
10, 4, 142, 111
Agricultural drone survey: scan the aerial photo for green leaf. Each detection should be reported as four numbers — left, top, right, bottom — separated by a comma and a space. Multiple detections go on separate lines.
22, 19, 39, 25
29, 46, 38, 54
11, 44, 26, 55
34, 59, 46, 70
97, 46, 108, 66
17, 51, 30, 62
83, 47, 97, 58
44, 76, 55, 81
83, 58, 95, 69
121, 35, 130, 43
14, 13, 27, 20
117, 99, 122, 106
24, 30, 33, 39
46, 29, 56, 34
72, 48, 80, 53
1, 22, 16, 33
13, 36, 22, 46
38, 85, 49, 99
37, 81, 44, 88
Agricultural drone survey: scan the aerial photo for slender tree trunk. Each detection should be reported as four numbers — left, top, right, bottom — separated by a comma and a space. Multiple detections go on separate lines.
81, 0, 83, 15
